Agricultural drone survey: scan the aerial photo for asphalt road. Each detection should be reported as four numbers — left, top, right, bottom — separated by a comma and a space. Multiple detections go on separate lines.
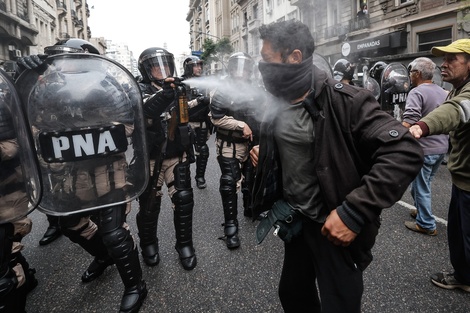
23, 135, 470, 312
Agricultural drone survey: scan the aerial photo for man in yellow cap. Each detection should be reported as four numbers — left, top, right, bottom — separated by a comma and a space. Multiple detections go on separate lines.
410, 38, 470, 293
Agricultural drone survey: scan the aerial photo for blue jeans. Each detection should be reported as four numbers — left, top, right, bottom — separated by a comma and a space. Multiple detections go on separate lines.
410, 153, 445, 230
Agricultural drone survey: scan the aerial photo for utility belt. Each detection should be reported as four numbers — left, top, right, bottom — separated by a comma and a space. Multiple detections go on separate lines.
216, 130, 249, 144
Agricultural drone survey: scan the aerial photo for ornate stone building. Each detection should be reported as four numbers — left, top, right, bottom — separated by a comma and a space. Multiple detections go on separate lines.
0, 0, 105, 74
188, 0, 470, 73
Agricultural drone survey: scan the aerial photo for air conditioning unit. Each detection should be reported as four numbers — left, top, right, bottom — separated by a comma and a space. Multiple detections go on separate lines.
14, 50, 22, 57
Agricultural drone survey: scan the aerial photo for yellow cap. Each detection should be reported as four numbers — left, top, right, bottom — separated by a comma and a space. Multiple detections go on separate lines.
431, 39, 470, 57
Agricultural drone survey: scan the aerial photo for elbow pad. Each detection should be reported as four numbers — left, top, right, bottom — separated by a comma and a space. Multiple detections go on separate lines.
210, 92, 229, 119
143, 90, 175, 118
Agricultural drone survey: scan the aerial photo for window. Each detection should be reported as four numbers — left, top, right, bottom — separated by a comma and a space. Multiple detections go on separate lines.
253, 4, 258, 19
417, 27, 452, 52
395, 0, 414, 6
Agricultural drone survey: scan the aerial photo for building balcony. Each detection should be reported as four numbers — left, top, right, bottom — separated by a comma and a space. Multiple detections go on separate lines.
324, 24, 349, 39
248, 19, 261, 32
75, 19, 83, 29
349, 16, 370, 32
56, 1, 67, 15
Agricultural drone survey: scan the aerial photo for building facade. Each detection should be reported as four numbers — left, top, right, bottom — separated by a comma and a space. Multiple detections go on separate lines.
188, 0, 470, 75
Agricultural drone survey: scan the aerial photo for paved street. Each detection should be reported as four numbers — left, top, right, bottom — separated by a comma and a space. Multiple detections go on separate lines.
23, 135, 470, 312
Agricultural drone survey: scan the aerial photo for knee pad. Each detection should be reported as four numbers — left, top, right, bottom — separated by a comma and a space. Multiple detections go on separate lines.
217, 156, 241, 181
98, 204, 126, 234
101, 227, 133, 257
199, 144, 209, 158
220, 174, 236, 197
172, 189, 193, 207
173, 161, 192, 190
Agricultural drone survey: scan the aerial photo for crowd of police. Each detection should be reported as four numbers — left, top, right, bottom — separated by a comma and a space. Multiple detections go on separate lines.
0, 37, 440, 313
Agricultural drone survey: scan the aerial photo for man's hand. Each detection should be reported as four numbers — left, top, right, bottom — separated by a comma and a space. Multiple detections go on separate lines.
321, 209, 357, 247
243, 123, 253, 141
409, 125, 423, 139
250, 145, 259, 167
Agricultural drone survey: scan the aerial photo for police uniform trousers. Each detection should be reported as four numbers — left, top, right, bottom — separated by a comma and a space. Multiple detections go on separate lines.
279, 216, 363, 313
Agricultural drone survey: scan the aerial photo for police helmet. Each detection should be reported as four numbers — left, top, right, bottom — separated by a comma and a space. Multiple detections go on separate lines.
138, 47, 175, 85
227, 52, 254, 79
183, 56, 203, 78
369, 61, 388, 82
44, 38, 100, 55
333, 59, 355, 81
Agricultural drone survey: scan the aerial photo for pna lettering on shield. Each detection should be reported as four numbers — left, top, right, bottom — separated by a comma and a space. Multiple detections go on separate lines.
39, 124, 128, 163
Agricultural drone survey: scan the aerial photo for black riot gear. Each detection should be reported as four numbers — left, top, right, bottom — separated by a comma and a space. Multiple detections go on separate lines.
227, 52, 254, 79
183, 56, 203, 78
369, 61, 388, 82
137, 46, 198, 271
44, 38, 100, 55
138, 47, 176, 85
15, 55, 148, 313
333, 59, 355, 82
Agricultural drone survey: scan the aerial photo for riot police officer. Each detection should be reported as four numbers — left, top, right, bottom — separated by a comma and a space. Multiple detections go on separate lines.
210, 52, 264, 249
333, 58, 356, 85
0, 69, 40, 312
15, 39, 148, 313
136, 47, 197, 270
182, 56, 212, 189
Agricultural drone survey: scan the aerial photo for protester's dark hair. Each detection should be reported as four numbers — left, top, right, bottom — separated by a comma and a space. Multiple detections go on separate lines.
259, 20, 315, 61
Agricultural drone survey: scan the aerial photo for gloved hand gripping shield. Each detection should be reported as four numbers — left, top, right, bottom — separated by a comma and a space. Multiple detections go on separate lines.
0, 71, 41, 223
16, 54, 149, 216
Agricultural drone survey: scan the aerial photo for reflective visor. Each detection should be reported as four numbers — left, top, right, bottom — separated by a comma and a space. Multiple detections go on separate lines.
141, 54, 175, 81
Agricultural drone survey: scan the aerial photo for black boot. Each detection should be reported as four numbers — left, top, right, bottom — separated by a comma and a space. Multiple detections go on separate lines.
115, 248, 147, 313
173, 191, 197, 271
224, 220, 240, 249
81, 255, 115, 283
195, 176, 206, 189
39, 215, 62, 246
61, 223, 114, 283
218, 156, 242, 249
136, 185, 161, 267
99, 205, 147, 313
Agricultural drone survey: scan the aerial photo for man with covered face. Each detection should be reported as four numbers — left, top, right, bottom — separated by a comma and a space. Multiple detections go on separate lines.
250, 19, 423, 312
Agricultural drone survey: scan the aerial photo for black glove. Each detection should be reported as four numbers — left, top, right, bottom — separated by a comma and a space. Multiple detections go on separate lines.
197, 95, 210, 106
161, 80, 176, 100
16, 54, 48, 71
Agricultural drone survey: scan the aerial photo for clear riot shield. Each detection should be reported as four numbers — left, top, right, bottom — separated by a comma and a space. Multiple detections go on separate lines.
312, 53, 333, 78
380, 63, 411, 121
0, 70, 41, 224
362, 65, 381, 100
16, 54, 149, 216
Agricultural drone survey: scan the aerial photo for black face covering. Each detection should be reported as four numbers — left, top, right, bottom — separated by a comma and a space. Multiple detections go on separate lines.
258, 56, 313, 101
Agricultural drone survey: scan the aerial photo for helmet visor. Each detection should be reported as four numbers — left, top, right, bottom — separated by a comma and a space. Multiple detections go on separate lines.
228, 57, 253, 79
143, 54, 175, 81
